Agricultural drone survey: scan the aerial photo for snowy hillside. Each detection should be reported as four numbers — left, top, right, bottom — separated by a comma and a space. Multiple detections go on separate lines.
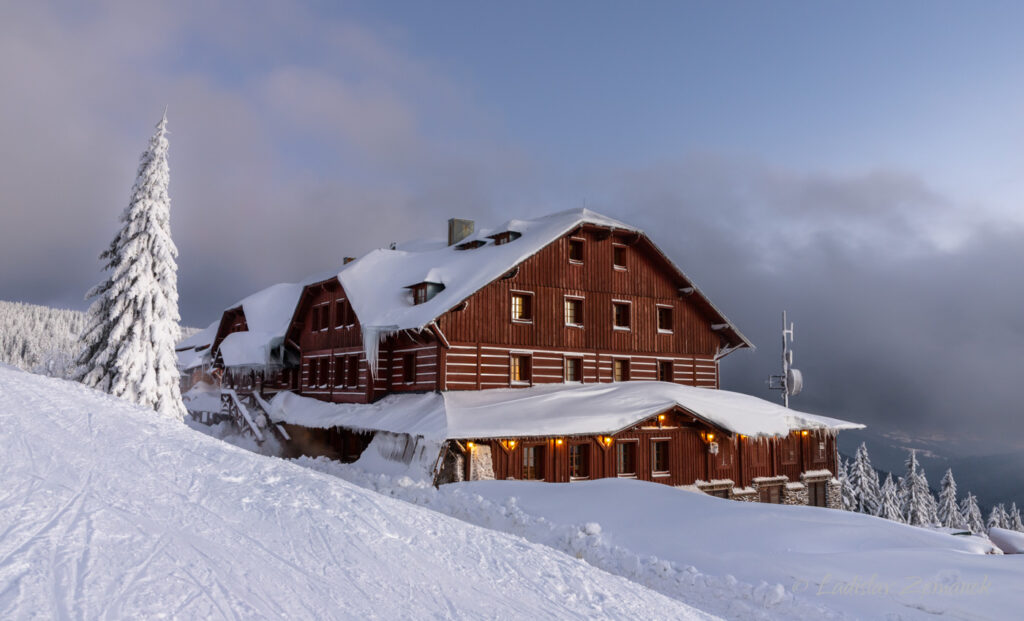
0, 300, 200, 380
0, 365, 713, 620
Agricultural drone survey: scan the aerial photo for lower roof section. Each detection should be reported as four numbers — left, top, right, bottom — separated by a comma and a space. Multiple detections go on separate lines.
268, 381, 864, 442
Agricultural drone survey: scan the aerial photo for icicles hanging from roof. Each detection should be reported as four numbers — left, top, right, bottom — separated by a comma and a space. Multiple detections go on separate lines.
362, 325, 396, 379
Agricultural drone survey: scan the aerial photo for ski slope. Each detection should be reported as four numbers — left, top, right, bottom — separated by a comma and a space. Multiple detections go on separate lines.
0, 366, 714, 620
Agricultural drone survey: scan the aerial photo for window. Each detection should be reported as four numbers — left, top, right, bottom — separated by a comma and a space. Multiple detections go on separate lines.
759, 485, 782, 504
307, 359, 318, 387
568, 238, 584, 262
510, 354, 532, 384
411, 282, 445, 305
612, 302, 631, 329
511, 292, 533, 322
565, 357, 582, 382
657, 306, 673, 333
455, 239, 487, 251
348, 355, 359, 387
616, 441, 637, 476
335, 299, 349, 328
311, 306, 320, 332
319, 358, 329, 387
569, 444, 590, 479
613, 359, 630, 382
490, 231, 522, 246
413, 285, 428, 305
563, 297, 583, 326
402, 352, 416, 384
658, 361, 673, 382
523, 445, 544, 480
652, 440, 670, 475
334, 355, 346, 388
613, 245, 627, 269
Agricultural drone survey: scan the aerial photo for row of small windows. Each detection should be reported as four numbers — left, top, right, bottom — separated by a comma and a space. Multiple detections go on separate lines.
306, 352, 420, 388
310, 299, 354, 332
509, 354, 676, 384
511, 292, 674, 332
518, 439, 670, 481
567, 238, 628, 270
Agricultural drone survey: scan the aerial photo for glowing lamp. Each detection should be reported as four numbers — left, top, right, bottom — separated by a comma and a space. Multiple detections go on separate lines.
603, 436, 613, 446
555, 438, 564, 446
658, 414, 666, 422
801, 430, 808, 437
706, 433, 715, 442
508, 440, 516, 449
467, 441, 475, 450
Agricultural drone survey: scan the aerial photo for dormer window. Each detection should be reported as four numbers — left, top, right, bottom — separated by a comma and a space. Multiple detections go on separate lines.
409, 282, 445, 305
455, 239, 487, 251
489, 231, 522, 246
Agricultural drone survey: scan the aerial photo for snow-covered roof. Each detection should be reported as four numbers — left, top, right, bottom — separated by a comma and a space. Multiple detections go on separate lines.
177, 320, 218, 351
214, 282, 306, 368
338, 209, 751, 375
176, 320, 219, 370
268, 381, 863, 441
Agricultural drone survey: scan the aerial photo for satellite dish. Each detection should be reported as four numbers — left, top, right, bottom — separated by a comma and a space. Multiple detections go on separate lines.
786, 368, 803, 396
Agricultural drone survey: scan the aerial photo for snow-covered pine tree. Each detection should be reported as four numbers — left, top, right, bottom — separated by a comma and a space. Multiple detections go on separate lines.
877, 473, 904, 523
1008, 503, 1024, 532
899, 449, 937, 527
839, 458, 857, 511
75, 112, 186, 421
936, 468, 965, 529
987, 504, 1007, 532
849, 442, 882, 515
960, 492, 985, 534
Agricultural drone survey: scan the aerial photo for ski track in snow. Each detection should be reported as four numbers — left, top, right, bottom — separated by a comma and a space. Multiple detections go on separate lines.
0, 367, 716, 620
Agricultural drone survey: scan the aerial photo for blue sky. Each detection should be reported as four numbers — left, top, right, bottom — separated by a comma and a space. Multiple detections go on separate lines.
2, 1, 1024, 453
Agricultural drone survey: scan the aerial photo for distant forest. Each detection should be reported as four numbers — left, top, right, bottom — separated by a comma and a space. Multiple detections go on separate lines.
0, 300, 198, 379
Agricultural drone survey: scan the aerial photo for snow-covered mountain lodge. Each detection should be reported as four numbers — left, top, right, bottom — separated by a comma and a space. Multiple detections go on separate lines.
178, 209, 862, 506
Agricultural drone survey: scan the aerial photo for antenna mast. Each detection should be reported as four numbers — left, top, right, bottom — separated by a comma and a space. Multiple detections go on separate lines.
768, 311, 802, 407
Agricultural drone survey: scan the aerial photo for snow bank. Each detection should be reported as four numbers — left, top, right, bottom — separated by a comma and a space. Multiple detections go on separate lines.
0, 365, 715, 620
302, 460, 1023, 621
989, 527, 1024, 554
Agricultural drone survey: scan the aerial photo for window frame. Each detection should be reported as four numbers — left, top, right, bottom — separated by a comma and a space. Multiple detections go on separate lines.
612, 243, 628, 270
522, 444, 545, 480
510, 290, 534, 324
613, 358, 630, 382
564, 356, 583, 383
335, 298, 350, 329
612, 300, 632, 331
615, 440, 638, 478
657, 304, 674, 334
657, 360, 673, 382
568, 237, 585, 264
564, 295, 584, 328
333, 354, 347, 388
569, 443, 590, 480
402, 352, 417, 384
347, 355, 360, 388
509, 353, 533, 386
651, 438, 671, 477
307, 357, 318, 388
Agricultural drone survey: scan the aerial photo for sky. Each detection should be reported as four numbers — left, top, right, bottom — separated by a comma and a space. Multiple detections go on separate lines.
1, 1, 1023, 455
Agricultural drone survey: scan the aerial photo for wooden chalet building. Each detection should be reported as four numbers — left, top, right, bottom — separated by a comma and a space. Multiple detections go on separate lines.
183, 209, 863, 507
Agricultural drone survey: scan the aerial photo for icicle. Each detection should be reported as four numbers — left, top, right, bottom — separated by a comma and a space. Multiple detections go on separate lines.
361, 325, 396, 379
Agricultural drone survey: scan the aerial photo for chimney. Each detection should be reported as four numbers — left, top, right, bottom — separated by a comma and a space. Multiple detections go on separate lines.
343, 257, 356, 264
448, 218, 475, 246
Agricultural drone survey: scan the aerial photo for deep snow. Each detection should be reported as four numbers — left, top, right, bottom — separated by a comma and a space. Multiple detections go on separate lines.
0, 365, 715, 620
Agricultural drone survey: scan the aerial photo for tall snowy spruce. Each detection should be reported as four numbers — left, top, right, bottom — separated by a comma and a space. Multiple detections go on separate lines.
849, 442, 882, 515
75, 112, 186, 421
987, 504, 1008, 532
959, 492, 985, 534
877, 474, 904, 523
1008, 503, 1024, 532
936, 468, 966, 529
899, 449, 938, 527
838, 458, 857, 511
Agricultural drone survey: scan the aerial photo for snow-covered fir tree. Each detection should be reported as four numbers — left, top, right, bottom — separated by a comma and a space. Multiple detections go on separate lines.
936, 468, 965, 529
877, 473, 904, 523
0, 300, 87, 377
899, 450, 938, 527
849, 442, 882, 515
960, 492, 985, 533
987, 504, 1008, 532
75, 112, 186, 421
838, 458, 857, 511
1008, 503, 1024, 532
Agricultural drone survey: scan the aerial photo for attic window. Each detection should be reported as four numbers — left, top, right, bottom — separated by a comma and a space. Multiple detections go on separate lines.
568, 238, 584, 263
489, 231, 522, 246
409, 282, 445, 305
613, 244, 627, 270
455, 239, 487, 251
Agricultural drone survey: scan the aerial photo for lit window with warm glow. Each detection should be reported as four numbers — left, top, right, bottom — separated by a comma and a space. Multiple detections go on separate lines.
613, 359, 630, 382
511, 293, 533, 322
564, 297, 583, 326
565, 357, 582, 382
510, 354, 532, 384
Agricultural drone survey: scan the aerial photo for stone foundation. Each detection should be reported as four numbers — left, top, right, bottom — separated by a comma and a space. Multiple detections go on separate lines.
783, 482, 808, 505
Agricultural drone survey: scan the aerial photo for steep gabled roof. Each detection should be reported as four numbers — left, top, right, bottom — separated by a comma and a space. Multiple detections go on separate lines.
337, 208, 752, 374
213, 282, 306, 368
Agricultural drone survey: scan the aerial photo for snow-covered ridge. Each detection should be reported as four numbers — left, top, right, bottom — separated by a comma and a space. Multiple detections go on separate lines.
0, 364, 715, 620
